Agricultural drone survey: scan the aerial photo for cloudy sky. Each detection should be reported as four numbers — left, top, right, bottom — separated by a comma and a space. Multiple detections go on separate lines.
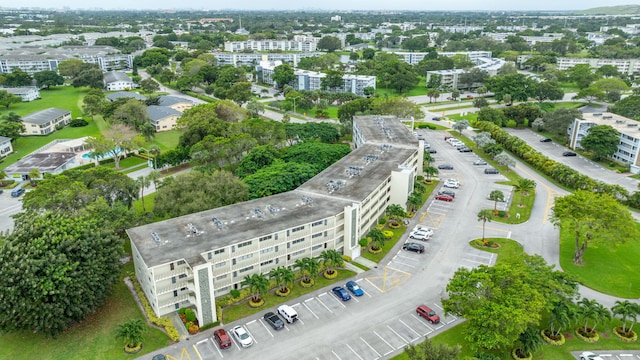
8, 1, 633, 11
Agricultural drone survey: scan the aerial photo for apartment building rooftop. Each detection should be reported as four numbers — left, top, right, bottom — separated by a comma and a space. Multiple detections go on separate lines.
580, 112, 640, 137
22, 108, 70, 125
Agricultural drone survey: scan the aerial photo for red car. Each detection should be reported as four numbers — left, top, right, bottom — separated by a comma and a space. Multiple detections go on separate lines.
416, 305, 441, 324
213, 328, 232, 349
435, 194, 454, 202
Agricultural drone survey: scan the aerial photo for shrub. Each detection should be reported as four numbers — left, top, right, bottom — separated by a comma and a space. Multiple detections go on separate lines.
378, 217, 387, 225
505, 119, 517, 128
69, 118, 89, 127
342, 255, 352, 263
382, 230, 393, 239
359, 238, 369, 247
73, 163, 96, 171
184, 308, 196, 323
131, 276, 180, 342
229, 289, 240, 298
199, 322, 220, 331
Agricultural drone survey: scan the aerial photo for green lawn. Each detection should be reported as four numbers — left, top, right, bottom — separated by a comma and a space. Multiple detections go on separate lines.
360, 224, 407, 263
559, 222, 640, 298
221, 269, 356, 323
376, 76, 428, 97
0, 264, 171, 360
0, 86, 87, 119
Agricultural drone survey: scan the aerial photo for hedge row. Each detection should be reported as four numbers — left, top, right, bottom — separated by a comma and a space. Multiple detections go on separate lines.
130, 276, 180, 342
476, 121, 633, 203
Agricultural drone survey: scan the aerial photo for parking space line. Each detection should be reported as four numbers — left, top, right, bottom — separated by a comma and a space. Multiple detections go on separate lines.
360, 337, 381, 358
410, 314, 434, 331
192, 344, 203, 360
326, 292, 347, 308
317, 293, 336, 312
399, 319, 422, 342
210, 337, 224, 358
394, 254, 420, 262
464, 258, 491, 265
364, 278, 384, 293
246, 319, 256, 325
346, 344, 364, 360
244, 327, 258, 344
374, 330, 395, 354
229, 334, 241, 350
351, 295, 360, 303
386, 324, 408, 347
303, 301, 320, 319
258, 318, 275, 337
465, 253, 493, 260
356, 279, 373, 298
332, 350, 342, 360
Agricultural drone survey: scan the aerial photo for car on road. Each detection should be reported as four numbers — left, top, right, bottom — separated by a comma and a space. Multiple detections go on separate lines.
0, 189, 3, 195
484, 168, 499, 174
443, 179, 460, 188
473, 159, 487, 165
416, 305, 440, 323
432, 116, 441, 121
458, 147, 473, 152
413, 225, 434, 236
402, 242, 425, 253
466, 95, 474, 99
417, 134, 425, 140
213, 328, 232, 349
264, 312, 284, 330
563, 151, 577, 156
232, 325, 254, 348
438, 189, 456, 198
152, 355, 167, 360
10, 188, 25, 197
409, 231, 430, 241
579, 352, 604, 360
540, 138, 552, 142
444, 136, 453, 141
423, 142, 430, 149
332, 286, 351, 301
428, 148, 437, 154
435, 194, 454, 202
438, 164, 454, 170
345, 280, 364, 297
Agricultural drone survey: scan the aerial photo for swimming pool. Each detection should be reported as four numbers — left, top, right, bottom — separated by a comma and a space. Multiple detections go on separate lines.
81, 147, 122, 160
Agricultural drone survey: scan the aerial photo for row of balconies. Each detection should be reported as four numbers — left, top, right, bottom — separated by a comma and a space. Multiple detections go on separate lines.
158, 294, 193, 310
154, 267, 192, 282
157, 280, 194, 296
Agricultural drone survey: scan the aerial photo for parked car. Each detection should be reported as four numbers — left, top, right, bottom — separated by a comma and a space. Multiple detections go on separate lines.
563, 151, 577, 156
416, 305, 441, 323
413, 226, 434, 236
438, 164, 454, 170
277, 304, 298, 323
332, 286, 351, 301
213, 328, 232, 349
409, 231, 430, 241
444, 136, 453, 141
540, 138, 552, 142
428, 149, 437, 154
458, 147, 472, 153
443, 179, 460, 188
435, 194, 454, 202
432, 116, 441, 121
402, 242, 425, 253
231, 325, 254, 348
423, 142, 431, 149
151, 355, 167, 360
579, 352, 604, 360
484, 168, 499, 174
466, 95, 474, 99
417, 134, 425, 140
473, 159, 487, 165
0, 189, 3, 195
10, 188, 25, 197
345, 280, 364, 297
438, 189, 456, 198
263, 312, 284, 330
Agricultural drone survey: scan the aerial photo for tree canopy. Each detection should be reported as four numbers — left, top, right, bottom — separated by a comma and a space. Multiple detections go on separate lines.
579, 125, 620, 160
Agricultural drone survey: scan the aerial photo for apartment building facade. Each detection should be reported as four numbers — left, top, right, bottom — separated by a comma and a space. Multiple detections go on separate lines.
21, 108, 71, 136
568, 112, 640, 174
127, 116, 423, 326
555, 57, 640, 76
224, 40, 318, 52
0, 46, 134, 74
213, 52, 322, 68
0, 86, 40, 101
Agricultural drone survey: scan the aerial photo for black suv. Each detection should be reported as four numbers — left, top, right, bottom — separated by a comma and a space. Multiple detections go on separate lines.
402, 242, 425, 253
484, 168, 499, 174
263, 312, 284, 330
438, 189, 456, 198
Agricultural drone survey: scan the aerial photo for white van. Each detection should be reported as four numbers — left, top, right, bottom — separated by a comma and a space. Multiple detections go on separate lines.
277, 304, 298, 323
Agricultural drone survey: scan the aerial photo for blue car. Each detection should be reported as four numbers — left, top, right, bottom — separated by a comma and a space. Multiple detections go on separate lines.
345, 281, 364, 297
332, 286, 351, 301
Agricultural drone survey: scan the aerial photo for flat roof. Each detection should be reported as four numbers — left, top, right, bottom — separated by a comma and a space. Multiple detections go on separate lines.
353, 115, 419, 146
23, 108, 70, 125
4, 152, 75, 174
127, 190, 353, 267
580, 112, 640, 137
104, 71, 133, 84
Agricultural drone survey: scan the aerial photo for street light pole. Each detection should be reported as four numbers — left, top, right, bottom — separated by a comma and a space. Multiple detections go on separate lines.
292, 96, 301, 114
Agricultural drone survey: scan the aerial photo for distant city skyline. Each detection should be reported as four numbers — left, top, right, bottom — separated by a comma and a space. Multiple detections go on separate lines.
4, 0, 636, 11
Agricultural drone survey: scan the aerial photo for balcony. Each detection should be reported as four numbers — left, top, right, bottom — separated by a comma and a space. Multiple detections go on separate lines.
157, 280, 193, 296
154, 267, 192, 282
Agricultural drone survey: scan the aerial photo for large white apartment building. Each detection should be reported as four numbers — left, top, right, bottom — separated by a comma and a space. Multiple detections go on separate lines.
568, 112, 640, 174
213, 52, 323, 68
389, 51, 492, 66
224, 40, 318, 52
425, 53, 505, 90
555, 57, 640, 76
127, 116, 423, 326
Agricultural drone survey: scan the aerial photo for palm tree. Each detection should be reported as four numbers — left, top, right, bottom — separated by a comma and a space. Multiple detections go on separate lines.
407, 193, 422, 213
320, 249, 344, 277
0, 170, 7, 186
294, 257, 320, 285
148, 145, 161, 169
241, 273, 269, 303
516, 326, 543, 358
116, 319, 144, 350
423, 166, 438, 181
477, 209, 493, 245
270, 266, 295, 293
578, 298, 610, 334
146, 170, 161, 191
488, 190, 504, 213
423, 152, 434, 166
547, 300, 577, 337
612, 300, 640, 334
28, 168, 41, 186
514, 178, 536, 206
368, 228, 385, 251
135, 175, 151, 212
386, 204, 406, 227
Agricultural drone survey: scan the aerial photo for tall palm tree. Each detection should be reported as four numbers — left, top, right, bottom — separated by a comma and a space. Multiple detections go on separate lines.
269, 266, 295, 293
578, 298, 609, 334
294, 257, 320, 285
423, 166, 438, 181
135, 175, 151, 212
148, 145, 161, 169
320, 249, 344, 277
516, 326, 543, 358
477, 209, 493, 244
0, 170, 7, 186
367, 228, 385, 251
514, 178, 536, 206
407, 193, 422, 213
241, 273, 269, 303
488, 190, 504, 213
386, 204, 406, 227
146, 169, 161, 191
612, 300, 640, 334
548, 301, 577, 337
116, 319, 144, 349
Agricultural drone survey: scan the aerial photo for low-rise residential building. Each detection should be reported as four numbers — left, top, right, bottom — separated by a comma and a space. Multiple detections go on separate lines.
3, 152, 77, 180
104, 71, 135, 91
224, 40, 318, 52
568, 112, 640, 174
21, 108, 71, 136
126, 115, 423, 326
1, 86, 40, 101
147, 105, 182, 132
213, 52, 322, 68
158, 96, 194, 112
0, 136, 13, 158
554, 57, 640, 76
106, 92, 147, 102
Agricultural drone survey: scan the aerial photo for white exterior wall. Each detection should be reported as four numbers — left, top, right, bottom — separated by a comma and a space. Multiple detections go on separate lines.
106, 80, 135, 91
0, 138, 13, 157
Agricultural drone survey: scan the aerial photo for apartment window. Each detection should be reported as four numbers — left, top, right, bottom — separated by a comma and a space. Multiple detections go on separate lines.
239, 266, 254, 274
311, 220, 323, 227
260, 247, 273, 254
207, 252, 212, 260
173, 290, 178, 297
215, 261, 226, 268
292, 226, 304, 233
312, 244, 323, 250
238, 241, 252, 248
259, 235, 273, 242
172, 277, 176, 284
312, 232, 323, 239
291, 238, 305, 245
237, 253, 253, 261
214, 249, 225, 255
216, 274, 227, 280
291, 249, 305, 257
261, 259, 274, 266
170, 263, 174, 271
177, 260, 185, 265
179, 274, 187, 279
